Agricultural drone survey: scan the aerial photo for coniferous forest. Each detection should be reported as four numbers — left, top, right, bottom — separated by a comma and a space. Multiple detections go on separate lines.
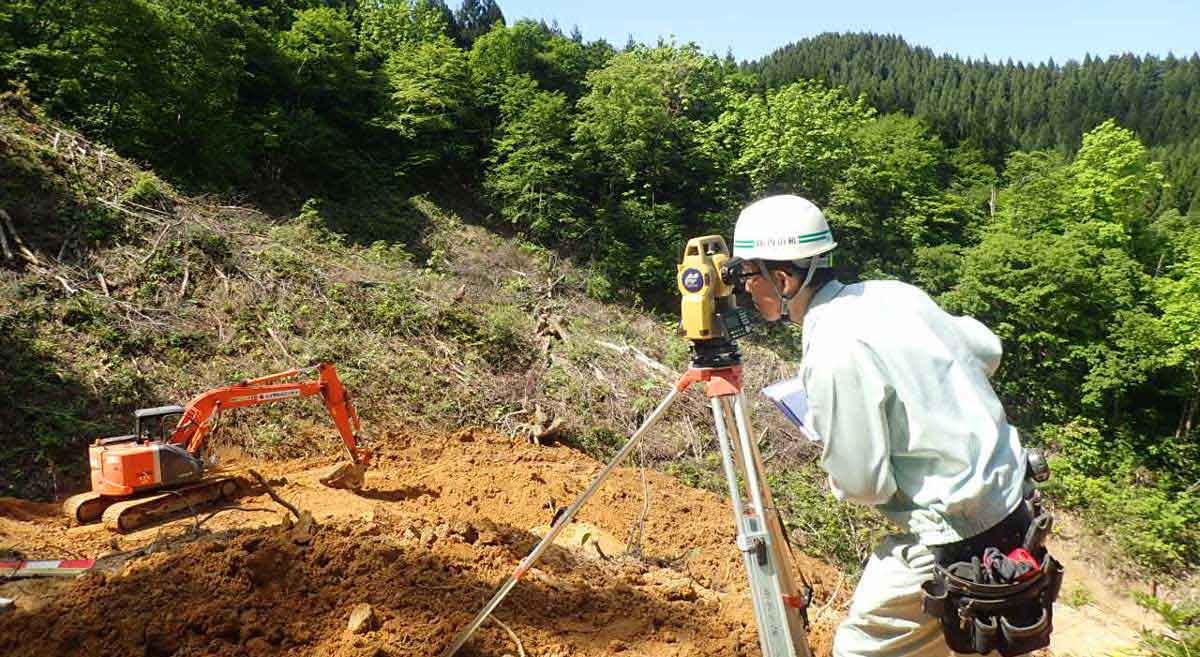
2, 1, 1199, 574
750, 33, 1200, 213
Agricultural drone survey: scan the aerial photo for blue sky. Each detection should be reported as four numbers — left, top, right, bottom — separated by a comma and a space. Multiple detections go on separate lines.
496, 0, 1200, 64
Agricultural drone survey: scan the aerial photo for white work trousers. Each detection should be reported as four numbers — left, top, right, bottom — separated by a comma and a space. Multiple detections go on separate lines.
832, 535, 998, 657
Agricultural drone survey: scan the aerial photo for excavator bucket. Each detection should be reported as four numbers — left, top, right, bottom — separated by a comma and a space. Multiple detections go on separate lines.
319, 461, 366, 490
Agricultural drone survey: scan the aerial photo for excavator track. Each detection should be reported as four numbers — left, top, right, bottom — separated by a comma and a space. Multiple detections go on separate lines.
63, 491, 118, 525
100, 477, 240, 533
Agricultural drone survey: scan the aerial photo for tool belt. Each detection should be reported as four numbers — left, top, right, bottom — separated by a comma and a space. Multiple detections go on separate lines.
921, 503, 1064, 656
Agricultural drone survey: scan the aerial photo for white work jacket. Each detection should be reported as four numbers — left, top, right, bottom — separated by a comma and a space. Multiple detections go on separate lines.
797, 279, 1027, 545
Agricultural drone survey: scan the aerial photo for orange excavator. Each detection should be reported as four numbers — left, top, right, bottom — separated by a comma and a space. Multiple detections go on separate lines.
63, 363, 372, 532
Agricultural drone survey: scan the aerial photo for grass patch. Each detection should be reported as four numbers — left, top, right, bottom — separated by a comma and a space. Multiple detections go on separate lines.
1135, 595, 1200, 657
1063, 585, 1094, 608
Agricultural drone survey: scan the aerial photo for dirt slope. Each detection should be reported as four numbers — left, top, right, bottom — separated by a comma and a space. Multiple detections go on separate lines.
0, 429, 841, 657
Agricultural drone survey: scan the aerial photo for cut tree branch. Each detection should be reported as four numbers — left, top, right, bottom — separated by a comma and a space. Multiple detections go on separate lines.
488, 615, 526, 657
0, 210, 39, 266
595, 340, 674, 377
248, 469, 301, 521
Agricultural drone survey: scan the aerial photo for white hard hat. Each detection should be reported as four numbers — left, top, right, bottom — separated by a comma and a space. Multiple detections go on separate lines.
732, 195, 837, 262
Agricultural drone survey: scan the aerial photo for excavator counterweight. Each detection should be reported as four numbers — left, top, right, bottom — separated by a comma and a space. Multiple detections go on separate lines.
63, 363, 371, 532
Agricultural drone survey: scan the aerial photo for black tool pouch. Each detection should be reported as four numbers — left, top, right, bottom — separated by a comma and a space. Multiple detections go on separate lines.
921, 551, 1063, 656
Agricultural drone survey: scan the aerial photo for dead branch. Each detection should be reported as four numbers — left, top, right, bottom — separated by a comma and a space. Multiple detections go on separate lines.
214, 266, 231, 296
248, 469, 301, 520
232, 263, 268, 294
488, 615, 526, 657
265, 326, 293, 361
53, 274, 76, 295
543, 273, 567, 298
94, 197, 162, 223
138, 221, 177, 265
814, 571, 848, 622
121, 198, 174, 217
0, 210, 39, 266
0, 221, 11, 260
595, 340, 674, 377
625, 442, 652, 559
178, 260, 189, 298
97, 272, 110, 296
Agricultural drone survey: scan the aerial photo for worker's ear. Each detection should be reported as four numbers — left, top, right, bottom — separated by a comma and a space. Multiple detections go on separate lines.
773, 268, 798, 297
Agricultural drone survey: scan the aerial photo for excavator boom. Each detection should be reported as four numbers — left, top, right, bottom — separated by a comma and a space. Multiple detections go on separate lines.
171, 363, 369, 467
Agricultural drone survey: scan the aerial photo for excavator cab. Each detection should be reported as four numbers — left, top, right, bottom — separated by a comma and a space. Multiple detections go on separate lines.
134, 406, 186, 443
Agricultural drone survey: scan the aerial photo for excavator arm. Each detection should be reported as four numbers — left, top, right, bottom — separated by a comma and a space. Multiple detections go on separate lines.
169, 363, 372, 467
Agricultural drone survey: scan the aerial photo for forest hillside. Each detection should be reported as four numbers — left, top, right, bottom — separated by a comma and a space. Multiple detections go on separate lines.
2, 1, 1199, 654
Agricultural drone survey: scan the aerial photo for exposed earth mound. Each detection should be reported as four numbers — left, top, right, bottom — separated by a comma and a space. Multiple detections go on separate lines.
0, 429, 841, 656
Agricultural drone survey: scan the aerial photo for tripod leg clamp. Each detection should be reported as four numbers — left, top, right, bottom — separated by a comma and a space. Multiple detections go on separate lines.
737, 530, 770, 566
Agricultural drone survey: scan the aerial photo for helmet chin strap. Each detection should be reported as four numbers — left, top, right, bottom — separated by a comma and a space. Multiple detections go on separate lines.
755, 258, 819, 322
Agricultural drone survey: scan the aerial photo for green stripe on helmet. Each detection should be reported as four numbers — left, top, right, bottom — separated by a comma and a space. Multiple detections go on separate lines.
734, 230, 831, 248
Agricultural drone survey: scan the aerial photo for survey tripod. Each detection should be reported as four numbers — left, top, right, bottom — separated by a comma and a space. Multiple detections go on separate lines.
440, 346, 815, 657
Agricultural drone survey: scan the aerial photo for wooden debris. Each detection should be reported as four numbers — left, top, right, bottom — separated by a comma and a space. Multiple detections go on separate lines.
514, 404, 565, 445
596, 340, 674, 377
248, 469, 302, 521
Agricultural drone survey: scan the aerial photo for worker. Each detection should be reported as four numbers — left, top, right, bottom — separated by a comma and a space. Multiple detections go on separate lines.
731, 194, 1057, 657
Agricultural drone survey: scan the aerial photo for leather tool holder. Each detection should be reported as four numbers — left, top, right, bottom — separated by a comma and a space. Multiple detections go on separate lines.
921, 548, 1063, 656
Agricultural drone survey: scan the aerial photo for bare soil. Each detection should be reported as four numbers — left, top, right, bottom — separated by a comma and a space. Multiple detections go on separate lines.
0, 429, 1161, 657
1041, 514, 1163, 657
0, 429, 842, 657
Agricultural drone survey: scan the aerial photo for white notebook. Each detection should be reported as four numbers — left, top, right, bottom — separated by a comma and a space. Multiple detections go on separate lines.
762, 377, 825, 443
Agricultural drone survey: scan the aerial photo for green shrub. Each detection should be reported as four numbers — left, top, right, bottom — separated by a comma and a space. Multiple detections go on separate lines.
665, 455, 726, 492
662, 334, 690, 371
1039, 418, 1123, 476
1134, 595, 1200, 657
1045, 456, 1200, 572
573, 426, 625, 460
120, 172, 170, 207
584, 271, 615, 301
1063, 585, 1094, 608
435, 306, 533, 370
368, 283, 431, 336
257, 244, 315, 283
189, 229, 233, 263
768, 463, 889, 575
75, 205, 124, 243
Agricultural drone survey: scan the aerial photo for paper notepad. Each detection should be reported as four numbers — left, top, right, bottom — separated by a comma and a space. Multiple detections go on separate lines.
762, 377, 825, 443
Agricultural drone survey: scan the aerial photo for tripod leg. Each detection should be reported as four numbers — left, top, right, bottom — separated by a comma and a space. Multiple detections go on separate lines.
733, 394, 800, 568
720, 395, 816, 657
439, 384, 685, 657
711, 397, 747, 529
